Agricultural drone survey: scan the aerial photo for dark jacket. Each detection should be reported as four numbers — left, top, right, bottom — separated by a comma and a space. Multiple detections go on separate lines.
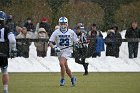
105, 30, 122, 57
6, 20, 17, 35
16, 32, 32, 58
125, 27, 140, 43
87, 30, 103, 57
24, 22, 35, 32
125, 27, 140, 58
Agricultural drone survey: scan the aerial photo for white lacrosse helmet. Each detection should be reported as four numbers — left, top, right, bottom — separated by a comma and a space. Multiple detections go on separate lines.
0, 11, 6, 21
59, 17, 68, 31
59, 16, 68, 23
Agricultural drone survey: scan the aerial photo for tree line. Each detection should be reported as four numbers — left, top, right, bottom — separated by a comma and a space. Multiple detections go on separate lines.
0, 0, 140, 31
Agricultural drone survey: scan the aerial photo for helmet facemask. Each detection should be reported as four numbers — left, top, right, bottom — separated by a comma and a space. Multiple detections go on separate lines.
0, 20, 4, 27
59, 22, 68, 32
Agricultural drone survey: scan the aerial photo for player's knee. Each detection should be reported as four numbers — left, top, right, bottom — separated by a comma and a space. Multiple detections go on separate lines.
60, 63, 65, 69
1, 68, 8, 75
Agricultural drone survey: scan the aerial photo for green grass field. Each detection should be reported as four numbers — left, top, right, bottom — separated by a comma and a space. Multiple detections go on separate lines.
0, 72, 140, 93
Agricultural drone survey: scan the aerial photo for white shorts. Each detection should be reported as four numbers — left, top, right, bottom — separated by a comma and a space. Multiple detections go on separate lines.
57, 49, 72, 60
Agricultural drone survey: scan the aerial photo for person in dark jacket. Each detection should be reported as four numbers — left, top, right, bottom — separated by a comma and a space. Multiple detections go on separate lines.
16, 27, 32, 58
112, 26, 122, 57
105, 27, 122, 58
23, 17, 35, 32
125, 21, 140, 58
87, 23, 103, 58
74, 26, 89, 75
23, 17, 35, 39
5, 15, 17, 36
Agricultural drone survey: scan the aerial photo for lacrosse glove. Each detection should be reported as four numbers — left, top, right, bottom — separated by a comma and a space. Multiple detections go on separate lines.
9, 48, 17, 58
53, 46, 61, 53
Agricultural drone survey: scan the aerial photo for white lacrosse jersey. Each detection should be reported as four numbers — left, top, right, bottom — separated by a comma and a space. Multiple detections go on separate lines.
49, 28, 79, 58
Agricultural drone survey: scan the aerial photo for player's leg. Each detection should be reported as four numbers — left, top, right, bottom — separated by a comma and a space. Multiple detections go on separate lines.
82, 59, 88, 75
59, 57, 67, 79
59, 57, 66, 86
83, 63, 89, 75
64, 60, 72, 78
0, 55, 9, 93
2, 68, 9, 93
64, 61, 76, 86
59, 51, 76, 86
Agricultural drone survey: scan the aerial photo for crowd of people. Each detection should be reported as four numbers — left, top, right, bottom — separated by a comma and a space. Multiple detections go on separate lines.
0, 10, 140, 92
2, 12, 140, 59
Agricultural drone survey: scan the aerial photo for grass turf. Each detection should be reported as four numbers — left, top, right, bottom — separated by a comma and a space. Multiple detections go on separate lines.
0, 72, 140, 93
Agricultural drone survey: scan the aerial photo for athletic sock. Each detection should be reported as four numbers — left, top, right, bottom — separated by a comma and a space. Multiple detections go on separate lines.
4, 85, 8, 91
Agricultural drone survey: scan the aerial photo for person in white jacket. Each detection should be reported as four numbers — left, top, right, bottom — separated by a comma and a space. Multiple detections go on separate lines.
34, 28, 49, 57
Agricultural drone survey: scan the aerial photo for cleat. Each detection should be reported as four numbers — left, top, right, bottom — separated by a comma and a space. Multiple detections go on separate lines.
83, 72, 88, 76
83, 63, 89, 76
60, 79, 65, 86
71, 77, 76, 86
4, 90, 8, 93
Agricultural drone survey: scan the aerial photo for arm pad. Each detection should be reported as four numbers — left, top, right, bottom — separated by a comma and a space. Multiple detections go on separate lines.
8, 32, 16, 51
8, 32, 16, 44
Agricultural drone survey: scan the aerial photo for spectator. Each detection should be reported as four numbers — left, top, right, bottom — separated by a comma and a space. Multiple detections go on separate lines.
125, 21, 140, 58
23, 17, 35, 38
34, 28, 49, 57
74, 26, 89, 75
74, 22, 87, 34
6, 15, 17, 36
105, 27, 122, 58
16, 27, 32, 58
87, 23, 104, 57
36, 17, 51, 37
112, 25, 122, 57
16, 26, 22, 35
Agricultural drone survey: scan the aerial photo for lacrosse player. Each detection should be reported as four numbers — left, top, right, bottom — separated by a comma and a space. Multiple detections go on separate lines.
74, 26, 89, 75
0, 11, 16, 93
49, 17, 79, 86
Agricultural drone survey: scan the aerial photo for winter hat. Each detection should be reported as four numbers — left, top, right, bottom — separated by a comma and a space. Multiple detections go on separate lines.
41, 17, 48, 22
77, 22, 83, 26
16, 26, 22, 32
22, 27, 27, 31
38, 28, 46, 33
55, 25, 60, 30
107, 29, 115, 34
92, 23, 96, 27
